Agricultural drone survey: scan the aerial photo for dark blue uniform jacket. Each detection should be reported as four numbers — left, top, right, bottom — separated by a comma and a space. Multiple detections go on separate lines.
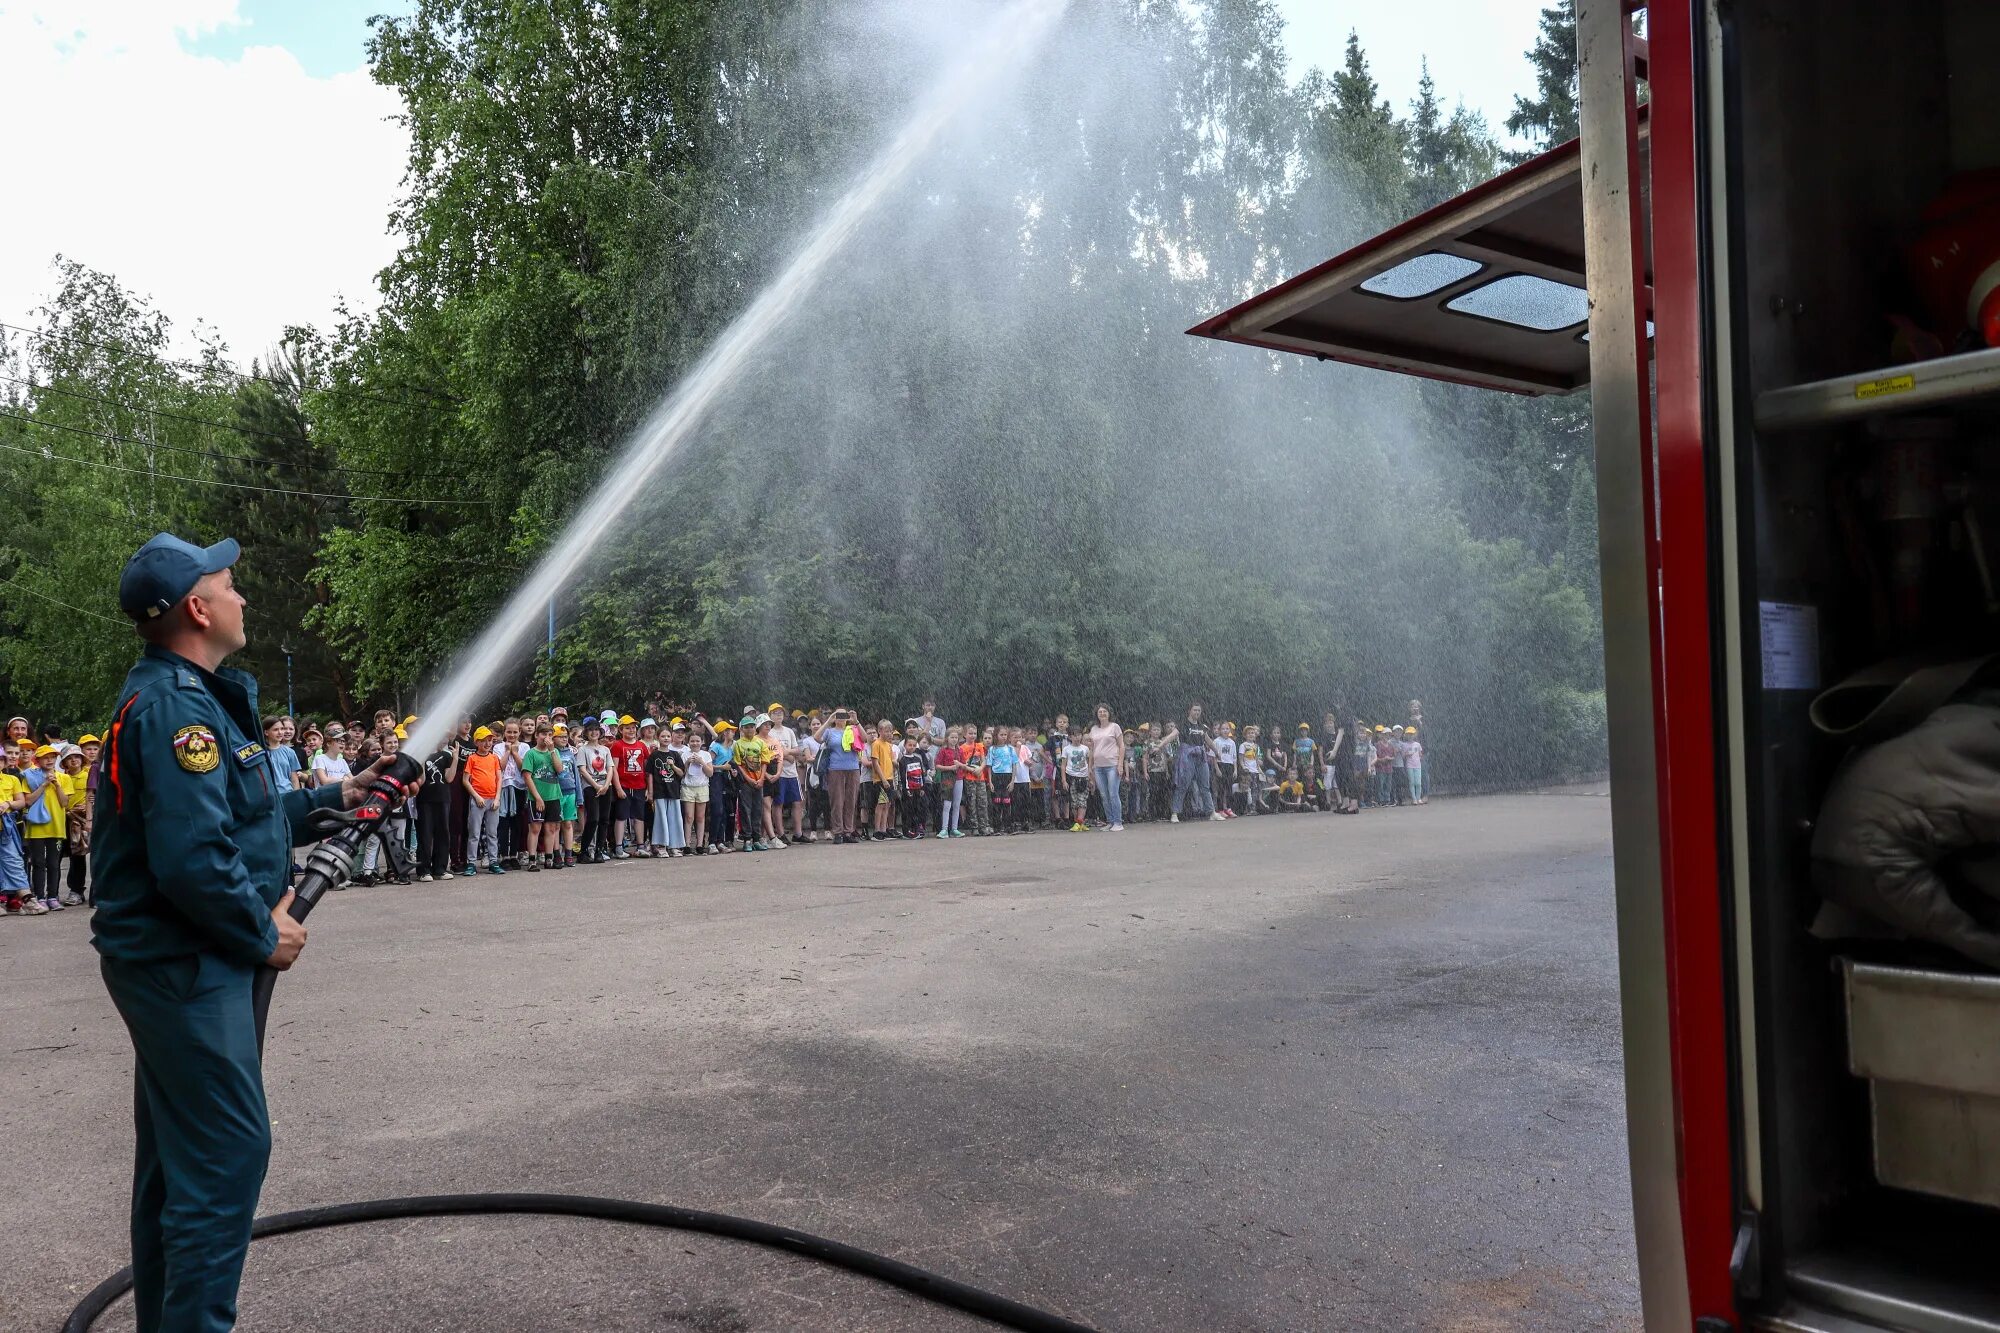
90, 646, 344, 967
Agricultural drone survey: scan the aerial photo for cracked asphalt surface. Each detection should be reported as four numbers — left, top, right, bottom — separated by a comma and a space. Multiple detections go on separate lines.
6, 787, 1639, 1332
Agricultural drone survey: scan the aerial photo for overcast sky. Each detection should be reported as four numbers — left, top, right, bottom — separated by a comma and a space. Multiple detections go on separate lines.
0, 0, 1547, 363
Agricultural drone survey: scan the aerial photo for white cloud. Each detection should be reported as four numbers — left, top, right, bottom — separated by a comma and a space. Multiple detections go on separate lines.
0, 1, 408, 363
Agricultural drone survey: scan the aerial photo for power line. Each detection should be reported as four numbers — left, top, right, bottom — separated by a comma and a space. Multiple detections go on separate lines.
0, 576, 127, 625
0, 373, 454, 480
0, 417, 490, 507
0, 320, 461, 413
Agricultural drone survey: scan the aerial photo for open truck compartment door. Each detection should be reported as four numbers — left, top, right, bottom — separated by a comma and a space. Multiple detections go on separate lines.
1187, 131, 1646, 396
1194, 2, 2000, 1331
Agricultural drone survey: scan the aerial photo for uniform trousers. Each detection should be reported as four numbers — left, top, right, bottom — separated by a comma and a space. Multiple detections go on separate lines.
101, 952, 269, 1333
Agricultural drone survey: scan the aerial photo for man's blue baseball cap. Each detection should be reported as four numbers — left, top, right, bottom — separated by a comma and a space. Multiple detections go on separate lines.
118, 533, 240, 621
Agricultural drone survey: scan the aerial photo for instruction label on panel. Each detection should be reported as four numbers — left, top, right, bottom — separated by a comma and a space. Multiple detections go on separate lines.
1760, 601, 1820, 690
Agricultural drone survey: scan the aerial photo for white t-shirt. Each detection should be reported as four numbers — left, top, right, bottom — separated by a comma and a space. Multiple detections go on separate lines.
1213, 736, 1237, 765
498, 741, 527, 789
312, 753, 352, 787
682, 747, 711, 787
798, 734, 822, 787
1061, 742, 1090, 778
770, 725, 800, 778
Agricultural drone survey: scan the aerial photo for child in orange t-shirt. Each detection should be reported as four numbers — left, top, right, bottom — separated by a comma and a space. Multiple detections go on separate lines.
461, 727, 504, 873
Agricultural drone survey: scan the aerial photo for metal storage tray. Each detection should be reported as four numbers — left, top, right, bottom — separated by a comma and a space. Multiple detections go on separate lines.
1756, 345, 2000, 432
1844, 960, 2000, 1208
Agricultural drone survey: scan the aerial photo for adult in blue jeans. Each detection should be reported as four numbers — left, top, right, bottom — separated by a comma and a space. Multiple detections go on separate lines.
1086, 703, 1127, 831
1171, 703, 1219, 822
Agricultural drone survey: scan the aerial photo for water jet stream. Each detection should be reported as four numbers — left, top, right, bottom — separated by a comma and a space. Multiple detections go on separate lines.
408, 0, 1066, 755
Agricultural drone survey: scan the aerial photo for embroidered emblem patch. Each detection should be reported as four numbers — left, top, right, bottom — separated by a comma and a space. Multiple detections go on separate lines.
173, 725, 221, 774
234, 741, 265, 763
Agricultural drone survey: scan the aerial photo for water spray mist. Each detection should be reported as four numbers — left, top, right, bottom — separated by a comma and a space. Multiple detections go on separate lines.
409, 0, 1067, 756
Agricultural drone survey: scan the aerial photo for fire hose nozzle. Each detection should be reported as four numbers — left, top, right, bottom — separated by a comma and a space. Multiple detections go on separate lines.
288, 752, 423, 921
253, 751, 422, 1050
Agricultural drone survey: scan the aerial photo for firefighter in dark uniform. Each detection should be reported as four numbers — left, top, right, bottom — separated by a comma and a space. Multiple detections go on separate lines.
91, 533, 387, 1332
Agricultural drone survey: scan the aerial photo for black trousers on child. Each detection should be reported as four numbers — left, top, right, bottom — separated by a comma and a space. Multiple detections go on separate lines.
500, 800, 528, 861
416, 799, 452, 877
25, 838, 61, 897
448, 787, 469, 866
736, 780, 765, 843
707, 775, 736, 846
580, 788, 611, 856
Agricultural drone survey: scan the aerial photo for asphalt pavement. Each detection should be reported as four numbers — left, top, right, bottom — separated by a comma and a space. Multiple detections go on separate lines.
5, 788, 1638, 1332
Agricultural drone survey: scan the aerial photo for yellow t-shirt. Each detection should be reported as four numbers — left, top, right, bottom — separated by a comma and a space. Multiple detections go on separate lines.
60, 769, 88, 812
869, 738, 897, 783
24, 771, 65, 839
0, 771, 23, 812
733, 737, 770, 779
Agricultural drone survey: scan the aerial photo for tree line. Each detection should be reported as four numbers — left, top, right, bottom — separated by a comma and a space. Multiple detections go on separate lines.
0, 0, 1603, 787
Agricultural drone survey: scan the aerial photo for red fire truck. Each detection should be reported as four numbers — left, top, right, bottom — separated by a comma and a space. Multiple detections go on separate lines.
1194, 2, 2000, 1329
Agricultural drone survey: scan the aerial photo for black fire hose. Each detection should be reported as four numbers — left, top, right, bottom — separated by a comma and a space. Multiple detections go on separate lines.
63, 755, 1099, 1333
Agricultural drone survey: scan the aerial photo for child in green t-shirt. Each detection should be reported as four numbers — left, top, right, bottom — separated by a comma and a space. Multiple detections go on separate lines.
519, 725, 565, 872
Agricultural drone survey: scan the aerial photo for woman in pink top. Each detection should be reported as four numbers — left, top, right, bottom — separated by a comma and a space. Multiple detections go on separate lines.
1087, 704, 1127, 831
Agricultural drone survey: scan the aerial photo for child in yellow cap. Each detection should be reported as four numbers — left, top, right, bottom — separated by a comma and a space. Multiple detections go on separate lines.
24, 744, 67, 909
59, 746, 92, 905
0, 741, 42, 913
462, 726, 504, 874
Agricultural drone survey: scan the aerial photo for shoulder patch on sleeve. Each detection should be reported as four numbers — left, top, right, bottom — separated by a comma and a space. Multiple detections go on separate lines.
173, 725, 222, 773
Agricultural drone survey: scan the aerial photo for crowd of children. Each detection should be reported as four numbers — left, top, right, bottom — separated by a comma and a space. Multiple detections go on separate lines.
0, 697, 1429, 907
0, 716, 98, 914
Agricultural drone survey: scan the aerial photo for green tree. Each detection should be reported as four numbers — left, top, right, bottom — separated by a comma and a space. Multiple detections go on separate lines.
1405, 60, 1501, 211
214, 335, 358, 718
1293, 31, 1407, 247
0, 262, 233, 730
1504, 0, 1580, 159
7, 3, 1609, 785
